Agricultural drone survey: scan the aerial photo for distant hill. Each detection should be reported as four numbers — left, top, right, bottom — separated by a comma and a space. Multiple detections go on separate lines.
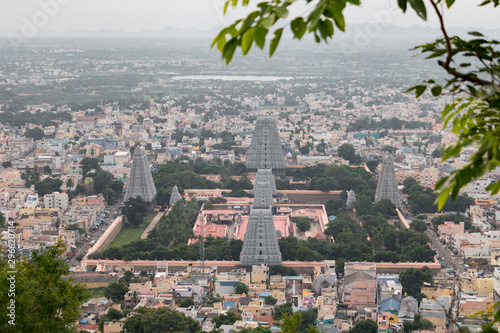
1, 23, 499, 40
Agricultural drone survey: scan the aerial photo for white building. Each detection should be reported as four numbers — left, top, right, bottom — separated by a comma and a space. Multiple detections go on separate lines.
24, 194, 39, 209
44, 192, 69, 211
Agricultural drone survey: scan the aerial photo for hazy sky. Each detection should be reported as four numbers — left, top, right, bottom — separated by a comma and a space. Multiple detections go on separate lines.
1, 0, 499, 34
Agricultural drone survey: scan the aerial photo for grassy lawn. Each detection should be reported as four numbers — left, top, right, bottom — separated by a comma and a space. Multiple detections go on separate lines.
108, 213, 156, 248
87, 287, 107, 298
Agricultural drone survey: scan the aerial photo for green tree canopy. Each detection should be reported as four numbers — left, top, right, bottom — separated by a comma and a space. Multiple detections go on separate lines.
399, 267, 434, 298
93, 171, 114, 194
104, 282, 129, 302
80, 157, 101, 175
178, 298, 195, 308
295, 217, 311, 232
122, 197, 148, 227
234, 283, 249, 295
349, 319, 378, 333
0, 241, 89, 333
213, 311, 242, 328
24, 127, 45, 140
124, 307, 200, 333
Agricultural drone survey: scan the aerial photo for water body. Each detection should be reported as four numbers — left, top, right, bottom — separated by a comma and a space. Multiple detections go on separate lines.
171, 75, 295, 81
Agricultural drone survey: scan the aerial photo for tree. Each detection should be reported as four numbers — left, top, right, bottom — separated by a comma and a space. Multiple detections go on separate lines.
212, 311, 242, 328
399, 267, 433, 298
273, 302, 293, 320
295, 217, 311, 232
24, 127, 45, 140
403, 314, 434, 333
80, 157, 101, 175
122, 198, 148, 227
373, 199, 396, 219
66, 178, 74, 189
43, 166, 51, 174
104, 282, 129, 302
2, 161, 12, 168
402, 177, 419, 194
214, 0, 500, 211
102, 188, 116, 205
122, 270, 135, 283
234, 283, 249, 295
366, 160, 379, 173
410, 219, 428, 232
264, 296, 277, 305
349, 319, 378, 333
337, 143, 361, 165
0, 241, 89, 333
111, 180, 125, 196
0, 211, 5, 227
34, 178, 63, 197
431, 148, 442, 158
178, 298, 195, 308
98, 308, 123, 332
93, 171, 114, 194
279, 312, 303, 333
269, 265, 297, 276
124, 307, 200, 333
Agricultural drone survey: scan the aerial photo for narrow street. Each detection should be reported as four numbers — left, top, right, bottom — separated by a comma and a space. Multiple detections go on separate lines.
68, 202, 122, 266
425, 228, 464, 274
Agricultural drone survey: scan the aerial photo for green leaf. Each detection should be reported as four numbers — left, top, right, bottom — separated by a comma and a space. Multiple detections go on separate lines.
241, 28, 255, 55
409, 85, 427, 98
222, 38, 238, 65
318, 20, 333, 40
445, 0, 456, 8
468, 31, 485, 37
211, 27, 229, 49
398, 0, 408, 12
275, 6, 289, 19
408, 0, 427, 20
261, 13, 276, 29
467, 85, 478, 96
217, 36, 227, 52
436, 186, 451, 210
253, 27, 268, 49
330, 2, 346, 32
270, 28, 283, 57
223, 1, 230, 15
434, 177, 449, 190
291, 17, 307, 39
431, 86, 442, 97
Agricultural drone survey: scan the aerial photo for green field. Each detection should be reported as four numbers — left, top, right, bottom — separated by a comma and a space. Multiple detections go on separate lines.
108, 213, 156, 248
87, 287, 107, 298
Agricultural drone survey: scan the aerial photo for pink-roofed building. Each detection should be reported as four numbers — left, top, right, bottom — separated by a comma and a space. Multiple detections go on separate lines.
438, 221, 465, 237
190, 224, 228, 244
87, 195, 104, 205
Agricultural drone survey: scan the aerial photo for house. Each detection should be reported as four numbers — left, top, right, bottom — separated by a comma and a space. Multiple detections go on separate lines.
398, 296, 418, 323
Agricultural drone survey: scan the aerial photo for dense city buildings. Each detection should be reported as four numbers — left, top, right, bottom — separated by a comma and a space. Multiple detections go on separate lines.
0, 34, 499, 333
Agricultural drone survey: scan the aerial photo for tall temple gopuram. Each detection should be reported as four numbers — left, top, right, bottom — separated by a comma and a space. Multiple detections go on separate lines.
240, 168, 282, 266
124, 146, 157, 203
374, 152, 400, 208
246, 117, 286, 176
